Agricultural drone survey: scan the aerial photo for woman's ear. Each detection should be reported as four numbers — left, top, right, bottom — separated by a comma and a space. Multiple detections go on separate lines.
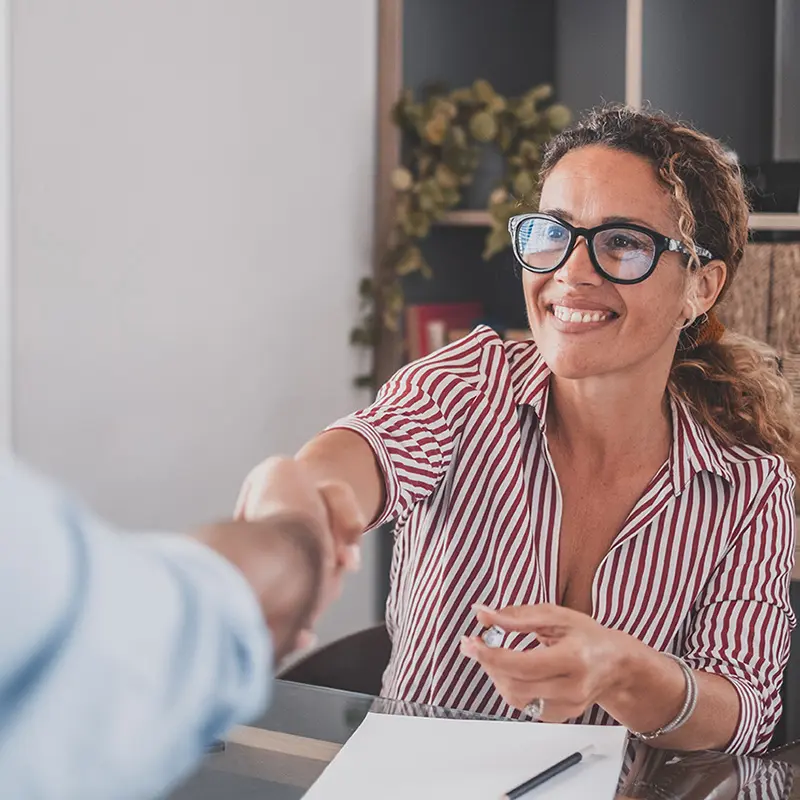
682, 259, 727, 320
696, 259, 727, 312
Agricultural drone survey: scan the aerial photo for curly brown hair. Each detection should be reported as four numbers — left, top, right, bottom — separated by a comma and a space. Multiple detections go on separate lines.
540, 105, 800, 479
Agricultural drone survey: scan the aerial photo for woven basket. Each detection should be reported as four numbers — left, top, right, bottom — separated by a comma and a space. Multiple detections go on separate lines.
770, 245, 800, 420
717, 242, 800, 416
717, 243, 772, 342
770, 244, 800, 354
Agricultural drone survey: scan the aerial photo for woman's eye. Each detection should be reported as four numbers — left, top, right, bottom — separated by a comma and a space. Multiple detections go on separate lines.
610, 234, 638, 249
545, 225, 566, 241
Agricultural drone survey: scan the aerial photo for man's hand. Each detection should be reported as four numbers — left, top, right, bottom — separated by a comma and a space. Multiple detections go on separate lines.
194, 516, 323, 662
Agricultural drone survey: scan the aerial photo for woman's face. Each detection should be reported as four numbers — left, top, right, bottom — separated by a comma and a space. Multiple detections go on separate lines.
524, 145, 723, 381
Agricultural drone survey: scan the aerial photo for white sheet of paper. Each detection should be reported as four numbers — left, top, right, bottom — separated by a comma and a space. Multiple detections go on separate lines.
303, 713, 627, 800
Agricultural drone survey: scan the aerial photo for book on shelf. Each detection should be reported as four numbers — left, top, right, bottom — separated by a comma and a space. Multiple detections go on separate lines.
405, 302, 484, 361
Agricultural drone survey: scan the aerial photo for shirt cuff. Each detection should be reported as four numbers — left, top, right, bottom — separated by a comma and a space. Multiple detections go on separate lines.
135, 532, 273, 718
718, 674, 765, 755
326, 417, 400, 530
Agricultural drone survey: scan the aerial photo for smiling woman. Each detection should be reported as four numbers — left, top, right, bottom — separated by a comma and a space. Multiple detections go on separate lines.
237, 106, 799, 757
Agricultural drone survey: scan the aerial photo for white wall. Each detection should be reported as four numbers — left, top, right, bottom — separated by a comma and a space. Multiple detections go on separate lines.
0, 0, 10, 450
11, 0, 378, 643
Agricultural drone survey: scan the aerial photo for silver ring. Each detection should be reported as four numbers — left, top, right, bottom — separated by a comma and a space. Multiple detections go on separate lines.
523, 698, 545, 721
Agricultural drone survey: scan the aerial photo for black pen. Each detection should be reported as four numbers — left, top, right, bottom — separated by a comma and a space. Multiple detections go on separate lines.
500, 745, 596, 799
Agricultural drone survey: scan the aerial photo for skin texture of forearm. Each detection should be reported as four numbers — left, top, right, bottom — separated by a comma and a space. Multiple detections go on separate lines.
295, 430, 385, 529
603, 633, 740, 751
194, 518, 323, 661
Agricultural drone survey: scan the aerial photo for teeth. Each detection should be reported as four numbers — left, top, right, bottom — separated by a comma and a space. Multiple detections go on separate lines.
551, 305, 610, 324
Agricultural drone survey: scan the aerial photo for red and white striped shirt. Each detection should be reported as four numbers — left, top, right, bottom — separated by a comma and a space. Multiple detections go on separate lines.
331, 326, 796, 755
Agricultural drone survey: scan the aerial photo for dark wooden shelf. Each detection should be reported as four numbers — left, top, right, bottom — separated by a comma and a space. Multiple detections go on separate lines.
437, 211, 800, 232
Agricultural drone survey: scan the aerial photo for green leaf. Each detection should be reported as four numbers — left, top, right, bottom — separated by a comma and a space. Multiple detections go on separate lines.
516, 103, 541, 128
433, 98, 458, 120
546, 103, 572, 130
513, 170, 535, 198
449, 125, 468, 148
381, 282, 405, 331
469, 111, 498, 143
441, 187, 461, 207
350, 327, 371, 346
354, 374, 375, 389
396, 245, 424, 275
473, 79, 497, 104
422, 115, 449, 145
489, 187, 508, 206
519, 140, 541, 163
391, 166, 414, 192
418, 178, 445, 213
483, 227, 511, 260
382, 310, 400, 331
404, 211, 431, 238
449, 87, 475, 104
497, 118, 519, 152
434, 163, 460, 189
527, 84, 554, 104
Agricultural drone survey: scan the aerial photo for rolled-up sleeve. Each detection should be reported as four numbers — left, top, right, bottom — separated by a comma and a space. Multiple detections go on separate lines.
327, 332, 486, 528
682, 462, 796, 755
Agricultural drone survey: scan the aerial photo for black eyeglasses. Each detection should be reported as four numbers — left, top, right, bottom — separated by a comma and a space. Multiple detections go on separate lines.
508, 213, 714, 285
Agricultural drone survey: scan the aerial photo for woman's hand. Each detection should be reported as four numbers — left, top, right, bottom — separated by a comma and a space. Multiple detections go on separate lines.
234, 456, 364, 640
460, 603, 637, 722
463, 603, 738, 751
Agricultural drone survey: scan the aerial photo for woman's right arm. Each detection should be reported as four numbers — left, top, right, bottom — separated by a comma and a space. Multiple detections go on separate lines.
235, 430, 382, 551
236, 326, 497, 560
296, 429, 386, 530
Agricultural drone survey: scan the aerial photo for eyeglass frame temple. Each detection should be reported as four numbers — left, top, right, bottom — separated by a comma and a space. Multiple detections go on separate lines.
667, 239, 713, 261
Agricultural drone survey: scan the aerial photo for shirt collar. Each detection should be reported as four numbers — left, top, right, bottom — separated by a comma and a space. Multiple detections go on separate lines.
508, 340, 734, 493
668, 394, 734, 493
508, 340, 551, 427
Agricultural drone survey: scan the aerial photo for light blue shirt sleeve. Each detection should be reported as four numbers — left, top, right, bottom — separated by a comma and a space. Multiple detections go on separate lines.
0, 458, 273, 800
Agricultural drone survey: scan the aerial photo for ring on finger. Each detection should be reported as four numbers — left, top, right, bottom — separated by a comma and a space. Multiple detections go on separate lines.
523, 697, 545, 721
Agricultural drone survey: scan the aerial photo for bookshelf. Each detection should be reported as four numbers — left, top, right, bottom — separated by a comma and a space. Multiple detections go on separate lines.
439, 211, 800, 232
749, 213, 800, 231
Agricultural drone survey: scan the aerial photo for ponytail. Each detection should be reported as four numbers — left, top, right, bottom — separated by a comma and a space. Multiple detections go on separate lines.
670, 332, 800, 479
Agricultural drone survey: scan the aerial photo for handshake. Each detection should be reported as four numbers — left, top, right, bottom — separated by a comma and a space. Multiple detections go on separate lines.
196, 457, 365, 663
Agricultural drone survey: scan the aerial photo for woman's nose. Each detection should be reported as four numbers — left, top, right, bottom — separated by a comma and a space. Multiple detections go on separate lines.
554, 236, 603, 286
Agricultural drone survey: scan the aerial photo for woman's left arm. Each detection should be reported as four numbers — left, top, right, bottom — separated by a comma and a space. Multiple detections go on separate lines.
462, 464, 796, 754
462, 603, 742, 752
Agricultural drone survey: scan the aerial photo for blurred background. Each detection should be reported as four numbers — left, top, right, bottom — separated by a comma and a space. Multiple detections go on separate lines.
0, 0, 798, 647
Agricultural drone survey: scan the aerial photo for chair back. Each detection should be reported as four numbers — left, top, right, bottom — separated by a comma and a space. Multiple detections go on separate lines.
279, 624, 392, 696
